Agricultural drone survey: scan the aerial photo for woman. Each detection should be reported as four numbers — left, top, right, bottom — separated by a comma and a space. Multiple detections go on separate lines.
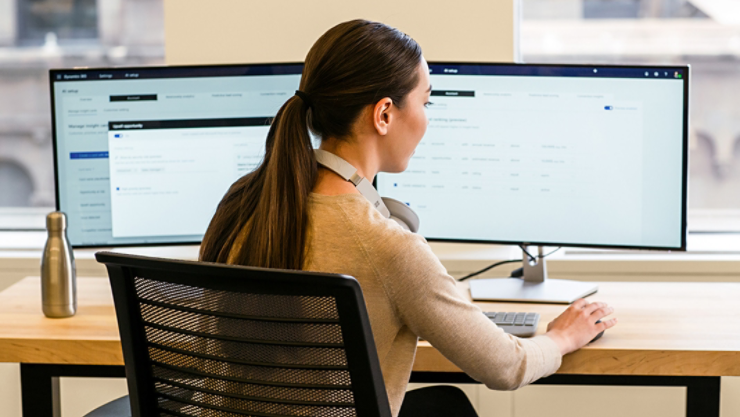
201, 19, 617, 417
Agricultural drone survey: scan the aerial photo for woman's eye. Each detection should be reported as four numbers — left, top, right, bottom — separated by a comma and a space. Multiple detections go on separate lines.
424, 102, 433, 108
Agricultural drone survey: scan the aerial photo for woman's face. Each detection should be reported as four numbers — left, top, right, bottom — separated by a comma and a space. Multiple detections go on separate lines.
379, 58, 432, 173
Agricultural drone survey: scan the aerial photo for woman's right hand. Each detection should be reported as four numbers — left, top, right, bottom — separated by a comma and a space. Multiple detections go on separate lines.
545, 299, 617, 355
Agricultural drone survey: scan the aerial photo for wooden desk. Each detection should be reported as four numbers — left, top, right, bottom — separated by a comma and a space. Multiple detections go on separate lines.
2, 277, 739, 416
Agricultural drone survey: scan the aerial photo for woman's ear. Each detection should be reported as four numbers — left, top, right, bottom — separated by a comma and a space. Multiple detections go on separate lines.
373, 98, 394, 136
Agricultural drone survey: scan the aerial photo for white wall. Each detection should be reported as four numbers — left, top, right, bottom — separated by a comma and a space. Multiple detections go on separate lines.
163, 0, 517, 64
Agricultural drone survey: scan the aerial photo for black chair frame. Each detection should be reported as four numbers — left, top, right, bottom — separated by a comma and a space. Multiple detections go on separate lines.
96, 251, 392, 417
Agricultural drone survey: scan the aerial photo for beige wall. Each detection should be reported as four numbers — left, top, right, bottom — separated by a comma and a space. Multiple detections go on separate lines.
163, 0, 517, 64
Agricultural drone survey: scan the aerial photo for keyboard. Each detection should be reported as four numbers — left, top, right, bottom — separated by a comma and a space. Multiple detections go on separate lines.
483, 311, 540, 337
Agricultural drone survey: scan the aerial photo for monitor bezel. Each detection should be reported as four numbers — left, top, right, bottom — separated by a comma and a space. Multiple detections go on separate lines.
50, 62, 689, 251
49, 62, 303, 249
376, 61, 690, 252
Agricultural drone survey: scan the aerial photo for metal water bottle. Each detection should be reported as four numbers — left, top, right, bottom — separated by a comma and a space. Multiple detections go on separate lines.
41, 211, 76, 318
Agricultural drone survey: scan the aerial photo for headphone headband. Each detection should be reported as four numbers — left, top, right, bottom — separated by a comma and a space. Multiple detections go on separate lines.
313, 150, 419, 232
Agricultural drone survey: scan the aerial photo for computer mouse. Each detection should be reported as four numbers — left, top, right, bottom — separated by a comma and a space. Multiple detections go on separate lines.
590, 320, 605, 343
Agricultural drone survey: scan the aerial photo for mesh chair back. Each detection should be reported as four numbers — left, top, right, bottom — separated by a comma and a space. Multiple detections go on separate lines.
96, 252, 392, 417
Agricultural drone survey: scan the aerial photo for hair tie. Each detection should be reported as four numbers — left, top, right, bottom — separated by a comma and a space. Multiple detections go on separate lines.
295, 90, 313, 108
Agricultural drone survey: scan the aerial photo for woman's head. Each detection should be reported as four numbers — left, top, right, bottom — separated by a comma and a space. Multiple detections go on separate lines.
200, 20, 425, 269
301, 20, 425, 164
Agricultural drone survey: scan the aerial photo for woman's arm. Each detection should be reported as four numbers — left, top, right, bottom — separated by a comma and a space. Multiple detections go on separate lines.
373, 232, 562, 390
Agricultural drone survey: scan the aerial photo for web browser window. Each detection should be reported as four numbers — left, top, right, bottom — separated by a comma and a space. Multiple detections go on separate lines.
51, 66, 301, 247
376, 64, 687, 249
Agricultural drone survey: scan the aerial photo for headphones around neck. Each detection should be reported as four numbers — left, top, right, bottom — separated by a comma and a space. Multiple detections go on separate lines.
314, 149, 420, 233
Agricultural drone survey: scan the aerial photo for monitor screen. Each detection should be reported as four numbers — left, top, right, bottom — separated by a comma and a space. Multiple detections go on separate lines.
51, 64, 303, 247
376, 63, 688, 250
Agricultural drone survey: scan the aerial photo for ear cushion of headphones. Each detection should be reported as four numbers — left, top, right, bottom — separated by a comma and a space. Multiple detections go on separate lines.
381, 197, 420, 233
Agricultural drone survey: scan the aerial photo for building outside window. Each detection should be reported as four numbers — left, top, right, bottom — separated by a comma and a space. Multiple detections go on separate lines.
0, 0, 164, 229
17, 0, 98, 46
521, 0, 740, 232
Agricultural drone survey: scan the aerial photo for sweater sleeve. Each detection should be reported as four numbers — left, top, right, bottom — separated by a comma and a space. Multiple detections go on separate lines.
372, 228, 562, 390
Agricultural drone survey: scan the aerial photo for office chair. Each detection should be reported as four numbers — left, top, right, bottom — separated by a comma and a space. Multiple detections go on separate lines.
89, 251, 392, 417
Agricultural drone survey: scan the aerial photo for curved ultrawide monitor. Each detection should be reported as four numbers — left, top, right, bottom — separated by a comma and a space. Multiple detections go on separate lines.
51, 64, 302, 248
376, 63, 689, 251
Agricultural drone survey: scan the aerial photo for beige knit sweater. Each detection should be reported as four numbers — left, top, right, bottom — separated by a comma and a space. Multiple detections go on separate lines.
303, 193, 562, 416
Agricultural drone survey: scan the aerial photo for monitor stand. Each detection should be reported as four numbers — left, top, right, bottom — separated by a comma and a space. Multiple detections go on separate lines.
468, 246, 598, 304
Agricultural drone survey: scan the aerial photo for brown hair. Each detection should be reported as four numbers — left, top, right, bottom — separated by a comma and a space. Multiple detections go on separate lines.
200, 19, 422, 269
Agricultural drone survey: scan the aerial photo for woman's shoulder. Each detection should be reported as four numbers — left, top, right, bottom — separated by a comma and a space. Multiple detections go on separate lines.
309, 192, 436, 264
310, 192, 419, 236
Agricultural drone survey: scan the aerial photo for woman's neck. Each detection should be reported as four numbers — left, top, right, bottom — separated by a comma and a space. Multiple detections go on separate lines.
313, 137, 379, 196
312, 167, 358, 195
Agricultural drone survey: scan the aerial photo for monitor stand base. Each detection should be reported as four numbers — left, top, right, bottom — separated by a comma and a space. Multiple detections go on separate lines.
467, 246, 598, 304
469, 278, 598, 304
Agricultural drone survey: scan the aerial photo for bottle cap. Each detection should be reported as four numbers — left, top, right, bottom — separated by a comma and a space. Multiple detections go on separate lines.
46, 211, 67, 232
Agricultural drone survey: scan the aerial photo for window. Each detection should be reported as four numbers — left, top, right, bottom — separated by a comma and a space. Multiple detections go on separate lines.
0, 0, 164, 229
17, 0, 98, 45
521, 0, 740, 231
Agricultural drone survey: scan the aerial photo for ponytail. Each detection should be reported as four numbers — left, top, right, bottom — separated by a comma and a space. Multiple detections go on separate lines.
200, 95, 317, 269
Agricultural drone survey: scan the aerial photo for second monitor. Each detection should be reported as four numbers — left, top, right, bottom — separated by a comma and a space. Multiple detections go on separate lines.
376, 63, 689, 302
